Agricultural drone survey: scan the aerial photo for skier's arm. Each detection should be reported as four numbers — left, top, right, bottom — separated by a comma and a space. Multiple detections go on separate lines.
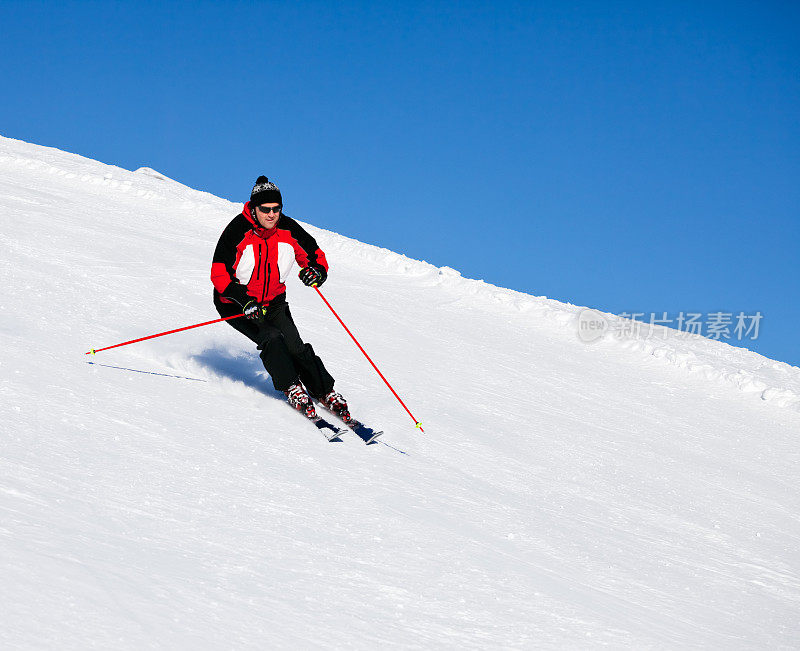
281, 215, 329, 276
210, 225, 252, 307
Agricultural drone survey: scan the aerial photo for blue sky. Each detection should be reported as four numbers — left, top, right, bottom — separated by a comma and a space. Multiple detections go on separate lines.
2, 1, 798, 366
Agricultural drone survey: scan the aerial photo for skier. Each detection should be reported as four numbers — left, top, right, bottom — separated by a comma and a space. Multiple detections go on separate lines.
210, 176, 351, 423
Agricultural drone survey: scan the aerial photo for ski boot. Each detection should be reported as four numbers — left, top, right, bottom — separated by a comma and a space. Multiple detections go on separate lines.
285, 382, 316, 419
319, 390, 353, 425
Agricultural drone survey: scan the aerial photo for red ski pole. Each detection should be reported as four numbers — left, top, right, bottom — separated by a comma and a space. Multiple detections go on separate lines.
86, 313, 244, 356
313, 286, 424, 433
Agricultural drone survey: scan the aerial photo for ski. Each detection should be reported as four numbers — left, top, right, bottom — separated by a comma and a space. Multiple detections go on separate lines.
290, 401, 389, 447
318, 404, 383, 444
348, 420, 384, 445
307, 414, 346, 441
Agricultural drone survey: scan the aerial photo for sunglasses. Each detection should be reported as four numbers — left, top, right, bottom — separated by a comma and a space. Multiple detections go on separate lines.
256, 205, 281, 214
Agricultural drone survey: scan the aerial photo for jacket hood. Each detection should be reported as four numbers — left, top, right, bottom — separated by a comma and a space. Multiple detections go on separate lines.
242, 201, 279, 238
242, 201, 257, 227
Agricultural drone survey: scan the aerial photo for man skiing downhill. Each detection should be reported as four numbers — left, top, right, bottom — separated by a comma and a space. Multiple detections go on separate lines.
211, 176, 351, 423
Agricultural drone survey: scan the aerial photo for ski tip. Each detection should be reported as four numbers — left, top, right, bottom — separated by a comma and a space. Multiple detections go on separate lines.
325, 426, 346, 441
365, 430, 384, 444
311, 417, 345, 441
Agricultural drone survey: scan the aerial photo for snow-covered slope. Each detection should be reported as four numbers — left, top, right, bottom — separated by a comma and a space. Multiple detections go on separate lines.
1, 134, 798, 649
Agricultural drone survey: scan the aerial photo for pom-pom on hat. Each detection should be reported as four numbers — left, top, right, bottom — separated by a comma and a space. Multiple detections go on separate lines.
250, 176, 282, 206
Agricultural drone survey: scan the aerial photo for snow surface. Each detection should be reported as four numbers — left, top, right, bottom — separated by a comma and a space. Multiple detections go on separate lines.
1, 134, 799, 649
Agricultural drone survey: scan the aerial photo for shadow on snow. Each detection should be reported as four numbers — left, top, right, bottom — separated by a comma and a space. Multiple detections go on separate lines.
189, 348, 284, 400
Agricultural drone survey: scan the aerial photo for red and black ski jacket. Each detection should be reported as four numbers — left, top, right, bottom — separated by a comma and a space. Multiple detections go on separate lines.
211, 202, 329, 307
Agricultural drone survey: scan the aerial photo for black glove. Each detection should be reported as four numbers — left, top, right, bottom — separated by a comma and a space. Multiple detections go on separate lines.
299, 266, 327, 287
243, 300, 265, 323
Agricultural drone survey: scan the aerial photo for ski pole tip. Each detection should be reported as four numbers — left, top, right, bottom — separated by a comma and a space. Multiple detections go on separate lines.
86, 349, 96, 356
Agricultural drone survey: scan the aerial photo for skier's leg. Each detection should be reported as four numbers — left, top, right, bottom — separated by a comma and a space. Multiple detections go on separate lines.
257, 333, 301, 392
214, 296, 300, 392
267, 303, 335, 398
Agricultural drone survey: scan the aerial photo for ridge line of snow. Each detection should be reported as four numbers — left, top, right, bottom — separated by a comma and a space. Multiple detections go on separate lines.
301, 223, 800, 413
0, 134, 231, 209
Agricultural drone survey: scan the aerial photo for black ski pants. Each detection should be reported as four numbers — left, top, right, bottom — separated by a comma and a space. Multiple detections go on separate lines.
214, 294, 334, 396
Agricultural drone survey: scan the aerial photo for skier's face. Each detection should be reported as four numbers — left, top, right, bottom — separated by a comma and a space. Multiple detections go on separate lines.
255, 202, 281, 229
